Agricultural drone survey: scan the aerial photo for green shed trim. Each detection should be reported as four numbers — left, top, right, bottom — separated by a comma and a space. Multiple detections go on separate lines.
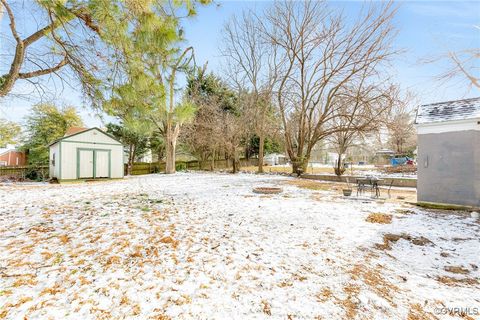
76, 148, 111, 179
49, 127, 123, 147
61, 140, 122, 146
59, 142, 62, 180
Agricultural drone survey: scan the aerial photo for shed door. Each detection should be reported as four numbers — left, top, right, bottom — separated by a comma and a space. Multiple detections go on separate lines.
79, 150, 94, 178
95, 150, 109, 178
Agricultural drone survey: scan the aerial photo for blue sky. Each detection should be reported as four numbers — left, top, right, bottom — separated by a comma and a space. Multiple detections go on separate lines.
1, 0, 479, 127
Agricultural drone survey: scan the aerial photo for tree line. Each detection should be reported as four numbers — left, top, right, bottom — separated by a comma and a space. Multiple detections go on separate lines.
1, 1, 425, 175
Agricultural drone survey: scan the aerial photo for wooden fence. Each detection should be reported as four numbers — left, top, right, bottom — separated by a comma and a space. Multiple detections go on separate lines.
126, 158, 258, 175
0, 159, 259, 180
0, 165, 49, 181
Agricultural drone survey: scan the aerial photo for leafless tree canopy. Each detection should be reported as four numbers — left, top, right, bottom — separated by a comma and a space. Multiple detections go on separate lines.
221, 10, 279, 173
327, 83, 398, 175
385, 90, 417, 154
250, 1, 399, 173
439, 48, 480, 90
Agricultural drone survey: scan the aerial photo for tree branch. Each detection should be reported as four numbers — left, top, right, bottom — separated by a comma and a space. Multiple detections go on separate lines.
1, 0, 21, 43
18, 56, 68, 79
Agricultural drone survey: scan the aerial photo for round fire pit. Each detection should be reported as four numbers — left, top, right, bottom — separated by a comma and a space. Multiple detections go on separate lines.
253, 187, 283, 194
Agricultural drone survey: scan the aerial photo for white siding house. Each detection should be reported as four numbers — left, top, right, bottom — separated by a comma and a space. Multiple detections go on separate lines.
263, 153, 288, 166
49, 128, 124, 181
415, 97, 480, 207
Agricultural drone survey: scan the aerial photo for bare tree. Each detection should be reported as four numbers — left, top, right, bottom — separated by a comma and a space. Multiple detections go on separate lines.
221, 107, 246, 173
183, 90, 224, 169
183, 67, 238, 170
438, 48, 480, 90
260, 1, 398, 174
328, 83, 396, 175
423, 25, 480, 91
222, 11, 278, 173
386, 107, 416, 155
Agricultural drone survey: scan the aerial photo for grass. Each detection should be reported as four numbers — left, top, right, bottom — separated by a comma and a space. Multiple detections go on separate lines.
241, 165, 379, 175
284, 179, 332, 191
241, 165, 332, 175
415, 201, 478, 211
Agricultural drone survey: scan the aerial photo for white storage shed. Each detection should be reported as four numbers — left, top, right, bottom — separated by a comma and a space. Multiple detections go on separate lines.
49, 127, 124, 181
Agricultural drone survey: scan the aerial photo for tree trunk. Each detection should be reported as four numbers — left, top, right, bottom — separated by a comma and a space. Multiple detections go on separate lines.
165, 123, 180, 174
231, 147, 240, 174
258, 132, 265, 173
157, 148, 164, 171
291, 158, 308, 176
210, 148, 215, 171
334, 153, 345, 176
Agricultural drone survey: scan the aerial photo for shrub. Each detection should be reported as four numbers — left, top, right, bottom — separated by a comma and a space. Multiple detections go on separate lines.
175, 162, 187, 172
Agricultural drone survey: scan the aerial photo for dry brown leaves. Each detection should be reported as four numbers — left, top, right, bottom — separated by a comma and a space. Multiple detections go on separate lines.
351, 263, 398, 306
407, 303, 439, 320
444, 266, 470, 274
366, 213, 392, 224
0, 297, 33, 319
261, 300, 272, 316
12, 276, 37, 287
160, 236, 179, 249
376, 233, 433, 250
436, 276, 479, 287
315, 287, 333, 303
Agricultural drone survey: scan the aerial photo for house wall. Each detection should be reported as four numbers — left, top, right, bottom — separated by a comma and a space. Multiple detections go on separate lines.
62, 130, 119, 144
417, 130, 480, 207
49, 144, 59, 178
60, 142, 124, 179
0, 151, 27, 166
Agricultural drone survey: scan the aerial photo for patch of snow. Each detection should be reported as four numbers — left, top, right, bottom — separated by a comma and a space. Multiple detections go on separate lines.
0, 172, 477, 319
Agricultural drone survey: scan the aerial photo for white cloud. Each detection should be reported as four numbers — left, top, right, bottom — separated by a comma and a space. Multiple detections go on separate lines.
407, 1, 479, 19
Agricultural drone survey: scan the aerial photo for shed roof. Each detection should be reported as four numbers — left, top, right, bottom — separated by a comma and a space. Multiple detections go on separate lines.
415, 97, 480, 124
64, 127, 88, 136
49, 127, 122, 147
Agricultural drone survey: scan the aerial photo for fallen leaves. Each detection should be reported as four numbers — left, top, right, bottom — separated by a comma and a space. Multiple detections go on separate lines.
0, 173, 478, 320
366, 213, 392, 224
105, 255, 122, 266
315, 287, 333, 303
132, 304, 141, 316
261, 300, 272, 316
407, 303, 439, 320
159, 236, 179, 249
12, 276, 37, 287
40, 285, 64, 296
29, 225, 54, 233
77, 276, 91, 286
444, 266, 470, 274
436, 276, 479, 287
58, 234, 70, 244
376, 233, 434, 250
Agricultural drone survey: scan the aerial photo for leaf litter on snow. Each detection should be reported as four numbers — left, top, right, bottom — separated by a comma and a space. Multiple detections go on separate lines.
0, 172, 478, 319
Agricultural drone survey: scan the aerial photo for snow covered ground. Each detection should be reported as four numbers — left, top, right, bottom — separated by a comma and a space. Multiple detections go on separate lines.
0, 172, 478, 320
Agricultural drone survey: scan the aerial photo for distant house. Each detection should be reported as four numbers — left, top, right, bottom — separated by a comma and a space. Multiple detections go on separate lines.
0, 145, 26, 166
415, 97, 480, 207
264, 153, 288, 166
49, 127, 124, 181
